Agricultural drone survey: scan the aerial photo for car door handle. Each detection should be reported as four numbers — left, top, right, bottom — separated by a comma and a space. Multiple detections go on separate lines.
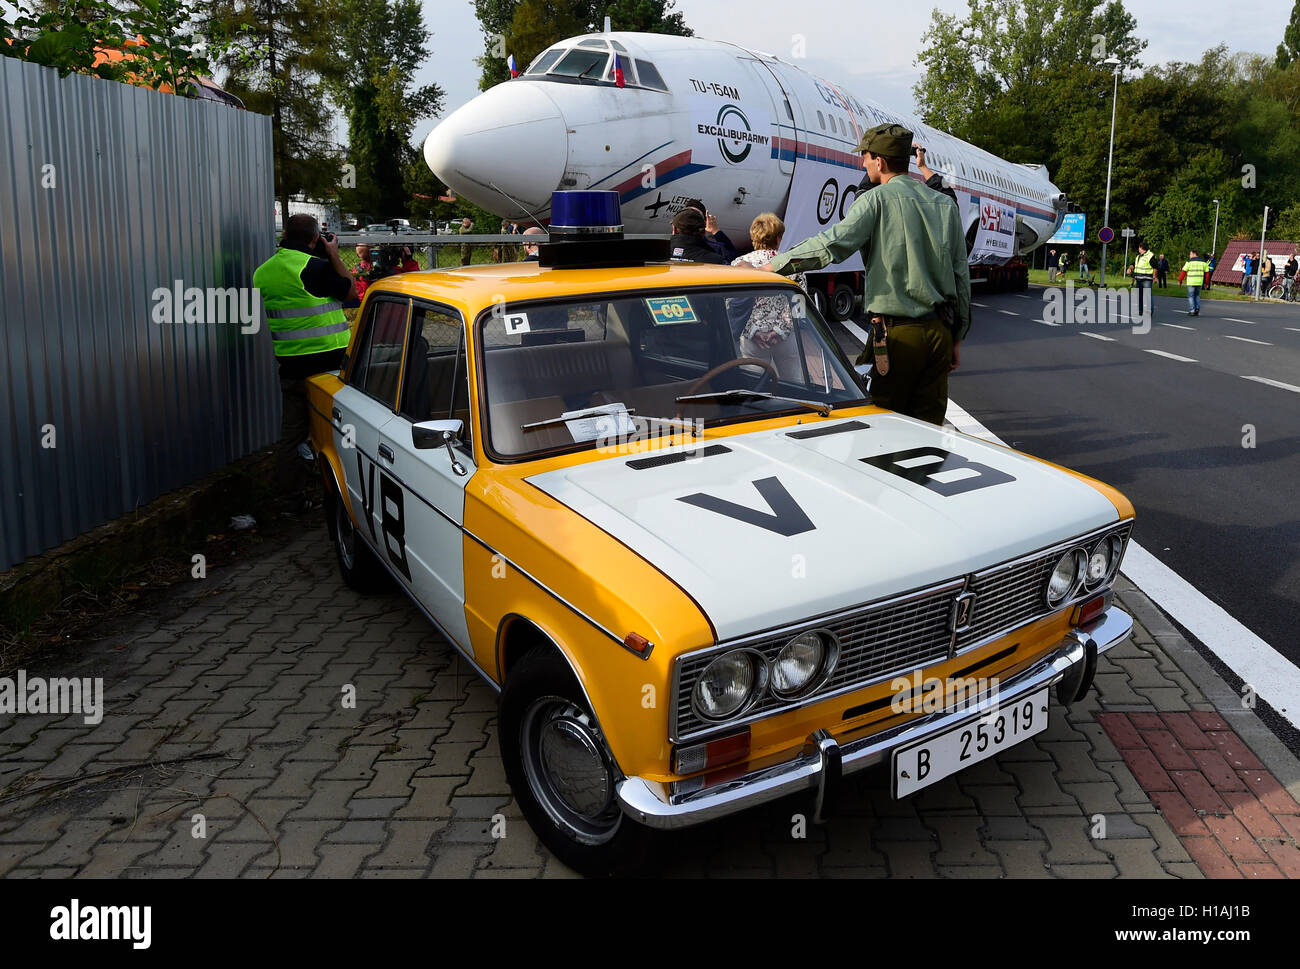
332, 407, 342, 423
377, 444, 396, 464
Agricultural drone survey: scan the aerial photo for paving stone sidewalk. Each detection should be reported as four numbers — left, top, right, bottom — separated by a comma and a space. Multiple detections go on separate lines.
1, 523, 1297, 878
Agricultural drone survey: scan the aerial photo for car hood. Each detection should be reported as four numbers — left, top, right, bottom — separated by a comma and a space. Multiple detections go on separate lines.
524, 415, 1121, 641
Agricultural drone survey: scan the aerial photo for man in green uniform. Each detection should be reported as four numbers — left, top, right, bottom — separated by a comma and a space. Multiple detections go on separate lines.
1181, 250, 1209, 316
1132, 242, 1155, 319
756, 123, 970, 426
253, 215, 355, 505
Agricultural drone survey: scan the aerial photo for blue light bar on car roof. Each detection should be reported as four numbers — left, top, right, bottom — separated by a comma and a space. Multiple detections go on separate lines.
549, 191, 624, 237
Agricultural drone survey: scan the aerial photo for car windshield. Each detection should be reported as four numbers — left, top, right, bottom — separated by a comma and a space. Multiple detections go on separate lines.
477, 285, 867, 459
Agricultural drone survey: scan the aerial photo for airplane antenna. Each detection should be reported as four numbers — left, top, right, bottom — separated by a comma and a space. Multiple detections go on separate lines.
488, 181, 547, 229
603, 15, 611, 32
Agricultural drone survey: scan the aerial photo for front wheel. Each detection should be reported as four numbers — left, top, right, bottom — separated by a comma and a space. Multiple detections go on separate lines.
500, 648, 652, 876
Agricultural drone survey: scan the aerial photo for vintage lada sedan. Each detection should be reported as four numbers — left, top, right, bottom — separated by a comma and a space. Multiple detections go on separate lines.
306, 205, 1134, 875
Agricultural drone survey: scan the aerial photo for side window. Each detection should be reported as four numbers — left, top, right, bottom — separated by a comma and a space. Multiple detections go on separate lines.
401, 303, 472, 451
349, 297, 410, 409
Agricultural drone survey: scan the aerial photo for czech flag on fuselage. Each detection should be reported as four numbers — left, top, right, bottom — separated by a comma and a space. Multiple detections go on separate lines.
613, 54, 625, 88
508, 54, 518, 78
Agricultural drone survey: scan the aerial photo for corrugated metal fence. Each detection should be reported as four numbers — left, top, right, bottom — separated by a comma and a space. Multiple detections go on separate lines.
0, 57, 279, 572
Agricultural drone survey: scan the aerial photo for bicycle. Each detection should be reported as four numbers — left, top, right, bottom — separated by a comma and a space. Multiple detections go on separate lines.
1268, 277, 1299, 301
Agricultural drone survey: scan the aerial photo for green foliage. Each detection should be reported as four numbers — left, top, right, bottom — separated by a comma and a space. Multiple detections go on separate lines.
200, 0, 343, 214
916, 2, 1300, 258
327, 0, 444, 220
1279, 0, 1300, 69
1272, 201, 1300, 241
1, 0, 215, 92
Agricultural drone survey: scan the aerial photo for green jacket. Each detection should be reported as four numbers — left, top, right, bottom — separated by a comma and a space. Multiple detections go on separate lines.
252, 247, 350, 357
1134, 251, 1154, 278
770, 175, 973, 341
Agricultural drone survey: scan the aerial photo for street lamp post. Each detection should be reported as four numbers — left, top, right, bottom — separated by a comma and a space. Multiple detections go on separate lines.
1211, 198, 1221, 273
1099, 55, 1122, 287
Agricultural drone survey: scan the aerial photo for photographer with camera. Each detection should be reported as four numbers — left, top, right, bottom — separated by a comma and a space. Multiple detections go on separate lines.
252, 214, 356, 509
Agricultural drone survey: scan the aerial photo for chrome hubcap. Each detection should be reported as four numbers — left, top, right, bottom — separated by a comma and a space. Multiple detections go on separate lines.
521, 697, 621, 845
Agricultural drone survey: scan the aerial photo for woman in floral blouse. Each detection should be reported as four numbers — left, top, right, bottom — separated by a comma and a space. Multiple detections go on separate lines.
731, 213, 805, 378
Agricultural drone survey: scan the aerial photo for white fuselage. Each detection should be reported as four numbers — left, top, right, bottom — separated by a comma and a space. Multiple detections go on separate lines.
425, 32, 1067, 268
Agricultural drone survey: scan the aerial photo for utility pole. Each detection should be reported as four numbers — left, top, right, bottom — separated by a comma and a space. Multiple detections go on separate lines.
1256, 206, 1269, 301
1099, 56, 1122, 287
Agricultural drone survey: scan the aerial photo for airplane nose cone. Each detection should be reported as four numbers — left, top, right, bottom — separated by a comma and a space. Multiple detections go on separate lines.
424, 83, 568, 220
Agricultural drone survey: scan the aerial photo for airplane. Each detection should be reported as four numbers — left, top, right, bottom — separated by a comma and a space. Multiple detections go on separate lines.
424, 30, 1069, 320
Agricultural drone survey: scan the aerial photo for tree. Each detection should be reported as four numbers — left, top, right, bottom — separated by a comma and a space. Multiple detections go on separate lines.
508, 0, 589, 73
327, 0, 443, 219
202, 0, 344, 219
914, 0, 1145, 140
1278, 0, 1300, 69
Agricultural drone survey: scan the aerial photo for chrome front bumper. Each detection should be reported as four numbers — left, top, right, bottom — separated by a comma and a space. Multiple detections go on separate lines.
617, 607, 1132, 830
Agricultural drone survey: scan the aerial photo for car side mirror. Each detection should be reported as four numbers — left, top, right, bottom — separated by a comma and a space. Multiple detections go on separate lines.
412, 419, 468, 476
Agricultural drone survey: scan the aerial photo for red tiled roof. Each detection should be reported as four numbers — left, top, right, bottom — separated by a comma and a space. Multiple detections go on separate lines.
1210, 239, 1299, 284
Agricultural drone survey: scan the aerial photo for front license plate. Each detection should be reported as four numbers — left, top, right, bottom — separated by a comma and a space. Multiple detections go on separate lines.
892, 688, 1050, 797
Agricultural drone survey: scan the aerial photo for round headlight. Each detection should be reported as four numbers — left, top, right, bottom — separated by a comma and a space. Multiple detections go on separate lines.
1086, 540, 1113, 586
1047, 550, 1080, 606
692, 651, 759, 721
772, 632, 826, 698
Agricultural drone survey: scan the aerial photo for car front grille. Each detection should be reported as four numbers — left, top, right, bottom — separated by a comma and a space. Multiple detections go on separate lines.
672, 521, 1134, 742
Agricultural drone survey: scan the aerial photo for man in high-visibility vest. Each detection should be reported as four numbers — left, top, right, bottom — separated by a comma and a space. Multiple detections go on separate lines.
1132, 243, 1155, 319
253, 214, 355, 504
1181, 249, 1209, 317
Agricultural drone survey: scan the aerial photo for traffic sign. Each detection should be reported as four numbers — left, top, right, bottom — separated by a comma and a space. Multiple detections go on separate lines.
1098, 226, 1115, 244
1121, 228, 1135, 238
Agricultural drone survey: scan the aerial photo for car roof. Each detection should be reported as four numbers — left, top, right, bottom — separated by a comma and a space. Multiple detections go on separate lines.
365, 260, 797, 307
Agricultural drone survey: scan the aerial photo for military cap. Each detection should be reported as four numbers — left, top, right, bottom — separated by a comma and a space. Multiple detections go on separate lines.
855, 122, 913, 157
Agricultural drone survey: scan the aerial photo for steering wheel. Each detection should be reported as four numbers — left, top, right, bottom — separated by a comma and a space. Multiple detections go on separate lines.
675, 357, 778, 419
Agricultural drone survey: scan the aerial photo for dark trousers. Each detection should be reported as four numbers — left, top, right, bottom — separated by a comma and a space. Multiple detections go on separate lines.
1135, 277, 1153, 316
858, 318, 953, 426
275, 375, 310, 494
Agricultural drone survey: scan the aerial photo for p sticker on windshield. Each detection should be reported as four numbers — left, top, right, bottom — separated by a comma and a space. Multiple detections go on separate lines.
646, 296, 698, 325
503, 311, 531, 335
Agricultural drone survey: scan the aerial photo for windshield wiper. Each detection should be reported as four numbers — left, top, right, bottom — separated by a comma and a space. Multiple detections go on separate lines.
576, 59, 605, 80
522, 407, 702, 436
675, 389, 834, 417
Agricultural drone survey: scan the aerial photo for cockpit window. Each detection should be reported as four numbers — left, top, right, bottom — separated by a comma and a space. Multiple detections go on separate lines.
552, 47, 609, 78
604, 54, 636, 84
576, 38, 608, 49
611, 40, 627, 51
526, 48, 563, 75
635, 59, 668, 91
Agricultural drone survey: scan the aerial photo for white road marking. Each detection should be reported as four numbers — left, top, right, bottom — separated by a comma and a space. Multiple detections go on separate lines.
1160, 323, 1195, 330
1223, 334, 1273, 346
1242, 375, 1300, 393
998, 310, 1019, 316
1225, 317, 1257, 325
1015, 294, 1032, 299
1143, 349, 1198, 363
1080, 332, 1116, 342
972, 301, 988, 308
841, 318, 870, 344
1287, 327, 1300, 333
1036, 319, 1062, 326
943, 398, 1300, 732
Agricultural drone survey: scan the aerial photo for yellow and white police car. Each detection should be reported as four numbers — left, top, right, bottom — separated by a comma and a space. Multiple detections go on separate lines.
307, 192, 1135, 874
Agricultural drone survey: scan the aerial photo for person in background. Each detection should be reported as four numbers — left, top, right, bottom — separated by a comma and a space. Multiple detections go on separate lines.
459, 216, 474, 267
1261, 252, 1275, 295
730, 213, 804, 378
683, 198, 739, 262
1131, 242, 1155, 318
1156, 253, 1169, 289
1204, 253, 1216, 290
1182, 249, 1209, 316
913, 146, 958, 205
1283, 252, 1297, 299
522, 226, 545, 262
1048, 248, 1058, 283
1242, 252, 1255, 294
1058, 250, 1069, 279
669, 208, 727, 263
252, 214, 354, 509
356, 243, 373, 275
1078, 249, 1091, 284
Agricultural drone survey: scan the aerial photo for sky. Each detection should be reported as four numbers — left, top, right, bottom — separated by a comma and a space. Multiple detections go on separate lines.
416, 0, 1282, 145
